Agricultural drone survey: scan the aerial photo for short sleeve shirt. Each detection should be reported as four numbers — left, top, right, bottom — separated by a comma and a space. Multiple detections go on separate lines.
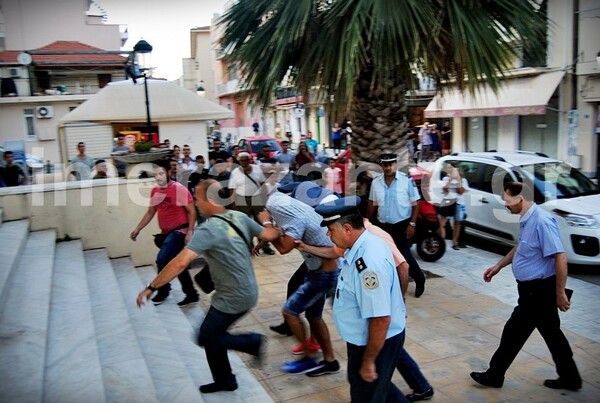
275, 150, 296, 166
186, 210, 264, 314
0, 165, 25, 186
71, 155, 95, 180
441, 176, 469, 205
228, 165, 265, 197
363, 219, 406, 268
266, 192, 333, 270
512, 204, 565, 281
150, 181, 193, 233
334, 231, 406, 346
369, 172, 420, 224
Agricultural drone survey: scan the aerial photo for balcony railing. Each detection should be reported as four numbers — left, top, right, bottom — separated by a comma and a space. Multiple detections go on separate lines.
216, 79, 243, 96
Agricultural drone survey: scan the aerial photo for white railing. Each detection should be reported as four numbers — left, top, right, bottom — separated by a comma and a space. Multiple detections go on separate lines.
216, 79, 242, 96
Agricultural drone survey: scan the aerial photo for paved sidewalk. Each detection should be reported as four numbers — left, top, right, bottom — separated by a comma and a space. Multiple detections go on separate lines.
194, 243, 599, 402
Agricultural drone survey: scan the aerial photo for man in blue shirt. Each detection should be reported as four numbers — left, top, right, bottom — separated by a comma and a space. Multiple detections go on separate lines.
316, 196, 407, 402
470, 181, 581, 391
258, 189, 341, 376
366, 153, 426, 297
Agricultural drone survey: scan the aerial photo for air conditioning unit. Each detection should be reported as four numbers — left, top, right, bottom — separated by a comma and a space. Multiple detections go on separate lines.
9, 67, 22, 78
36, 106, 55, 119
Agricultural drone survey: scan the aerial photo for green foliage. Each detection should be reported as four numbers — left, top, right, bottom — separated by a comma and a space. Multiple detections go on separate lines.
134, 141, 154, 152
218, 0, 547, 116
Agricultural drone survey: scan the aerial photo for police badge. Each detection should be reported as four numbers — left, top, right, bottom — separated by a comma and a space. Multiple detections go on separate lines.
362, 271, 379, 289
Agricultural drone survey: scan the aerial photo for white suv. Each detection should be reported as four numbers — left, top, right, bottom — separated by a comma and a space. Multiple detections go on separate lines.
428, 151, 600, 266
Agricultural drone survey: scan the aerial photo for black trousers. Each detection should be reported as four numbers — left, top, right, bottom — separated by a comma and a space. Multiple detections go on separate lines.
488, 275, 581, 383
347, 332, 408, 402
373, 218, 425, 286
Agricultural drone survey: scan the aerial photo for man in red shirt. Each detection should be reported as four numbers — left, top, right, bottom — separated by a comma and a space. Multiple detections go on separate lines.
130, 160, 199, 306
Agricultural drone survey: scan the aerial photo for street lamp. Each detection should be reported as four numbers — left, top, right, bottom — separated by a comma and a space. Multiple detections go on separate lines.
131, 39, 153, 140
196, 80, 206, 97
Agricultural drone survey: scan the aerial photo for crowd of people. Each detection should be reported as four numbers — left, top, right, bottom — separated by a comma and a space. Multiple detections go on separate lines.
406, 120, 453, 163
132, 141, 581, 401
3, 124, 579, 400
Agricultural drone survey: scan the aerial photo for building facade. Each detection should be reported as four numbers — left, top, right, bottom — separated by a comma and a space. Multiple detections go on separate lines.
425, 0, 600, 179
0, 0, 128, 167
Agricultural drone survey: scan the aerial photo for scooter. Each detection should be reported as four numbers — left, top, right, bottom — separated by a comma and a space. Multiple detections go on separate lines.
413, 200, 446, 262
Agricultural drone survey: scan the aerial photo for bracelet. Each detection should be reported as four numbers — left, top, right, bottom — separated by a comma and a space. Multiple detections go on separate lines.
262, 221, 273, 226
147, 282, 158, 292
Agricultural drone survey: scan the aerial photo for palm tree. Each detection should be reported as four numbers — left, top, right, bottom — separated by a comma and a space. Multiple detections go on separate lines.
218, 0, 546, 163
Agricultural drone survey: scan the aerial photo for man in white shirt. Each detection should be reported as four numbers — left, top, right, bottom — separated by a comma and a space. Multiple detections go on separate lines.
229, 152, 275, 255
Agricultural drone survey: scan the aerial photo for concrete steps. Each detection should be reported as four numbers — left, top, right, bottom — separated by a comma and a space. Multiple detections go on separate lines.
44, 241, 105, 402
85, 249, 160, 402
0, 229, 56, 402
0, 221, 272, 402
0, 219, 30, 308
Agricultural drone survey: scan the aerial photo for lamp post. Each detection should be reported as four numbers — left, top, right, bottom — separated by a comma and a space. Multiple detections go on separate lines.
196, 80, 206, 97
132, 39, 153, 141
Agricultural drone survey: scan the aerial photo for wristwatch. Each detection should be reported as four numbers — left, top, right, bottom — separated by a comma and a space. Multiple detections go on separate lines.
147, 282, 158, 292
409, 221, 416, 227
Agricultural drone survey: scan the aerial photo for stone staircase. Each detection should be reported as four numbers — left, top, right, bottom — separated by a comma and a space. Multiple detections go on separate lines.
0, 215, 272, 403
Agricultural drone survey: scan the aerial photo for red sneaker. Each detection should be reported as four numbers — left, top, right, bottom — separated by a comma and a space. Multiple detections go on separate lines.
291, 337, 322, 355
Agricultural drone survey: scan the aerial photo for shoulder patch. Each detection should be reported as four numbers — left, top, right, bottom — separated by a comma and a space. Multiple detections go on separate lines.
355, 257, 367, 273
362, 271, 379, 289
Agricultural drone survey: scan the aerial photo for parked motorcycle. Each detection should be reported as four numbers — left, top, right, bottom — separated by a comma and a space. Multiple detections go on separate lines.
413, 199, 446, 262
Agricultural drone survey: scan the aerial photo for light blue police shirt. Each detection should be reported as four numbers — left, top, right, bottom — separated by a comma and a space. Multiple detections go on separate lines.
512, 204, 565, 281
369, 171, 420, 224
333, 230, 406, 346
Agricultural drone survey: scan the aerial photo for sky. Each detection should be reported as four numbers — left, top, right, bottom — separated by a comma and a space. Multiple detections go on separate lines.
97, 0, 229, 80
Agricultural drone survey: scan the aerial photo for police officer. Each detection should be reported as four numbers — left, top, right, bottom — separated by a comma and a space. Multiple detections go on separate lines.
366, 153, 426, 297
316, 196, 408, 402
470, 181, 581, 391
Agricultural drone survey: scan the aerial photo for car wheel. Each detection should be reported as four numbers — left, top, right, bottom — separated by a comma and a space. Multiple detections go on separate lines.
416, 233, 446, 262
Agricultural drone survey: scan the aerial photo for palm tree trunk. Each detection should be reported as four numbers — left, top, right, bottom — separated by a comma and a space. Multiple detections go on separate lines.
350, 65, 409, 166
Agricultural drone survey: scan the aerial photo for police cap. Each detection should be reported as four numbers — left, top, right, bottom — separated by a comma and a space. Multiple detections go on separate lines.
277, 181, 302, 195
294, 181, 337, 207
378, 153, 397, 164
314, 196, 361, 226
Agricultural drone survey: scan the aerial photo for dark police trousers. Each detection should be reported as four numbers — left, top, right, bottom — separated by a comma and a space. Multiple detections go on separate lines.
488, 275, 581, 383
347, 331, 409, 402
373, 218, 426, 286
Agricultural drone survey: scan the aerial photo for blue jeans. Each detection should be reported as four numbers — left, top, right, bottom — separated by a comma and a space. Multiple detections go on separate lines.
198, 306, 262, 385
397, 347, 432, 393
347, 331, 409, 402
284, 268, 339, 319
156, 231, 196, 297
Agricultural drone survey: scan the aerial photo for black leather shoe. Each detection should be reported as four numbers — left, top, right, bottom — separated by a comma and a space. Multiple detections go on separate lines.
415, 280, 425, 298
269, 322, 292, 336
470, 371, 504, 388
544, 378, 581, 391
405, 387, 434, 401
199, 382, 238, 393
262, 245, 276, 255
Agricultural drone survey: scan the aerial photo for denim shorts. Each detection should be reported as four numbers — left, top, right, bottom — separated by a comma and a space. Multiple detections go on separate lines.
455, 203, 466, 222
284, 268, 339, 319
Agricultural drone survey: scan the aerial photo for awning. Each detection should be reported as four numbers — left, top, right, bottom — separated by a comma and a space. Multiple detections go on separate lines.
424, 70, 565, 118
60, 79, 234, 124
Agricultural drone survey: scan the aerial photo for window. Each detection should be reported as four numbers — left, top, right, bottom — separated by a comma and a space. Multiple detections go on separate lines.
456, 161, 479, 188
24, 109, 36, 140
479, 163, 512, 194
227, 64, 238, 81
98, 74, 112, 88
